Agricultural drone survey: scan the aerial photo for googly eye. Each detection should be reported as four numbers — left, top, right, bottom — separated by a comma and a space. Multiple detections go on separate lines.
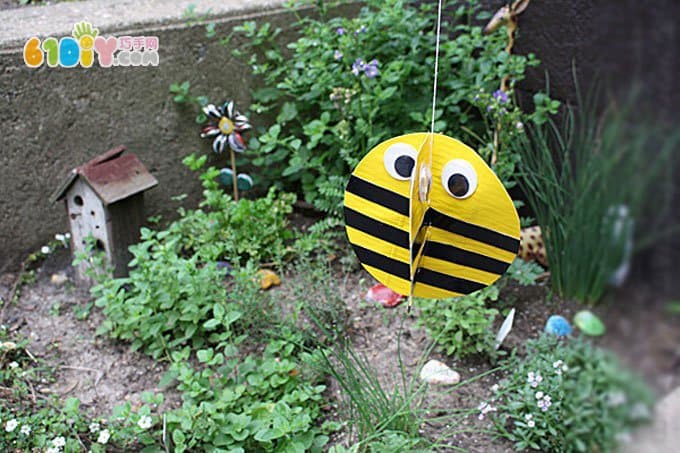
441, 159, 478, 199
383, 143, 417, 180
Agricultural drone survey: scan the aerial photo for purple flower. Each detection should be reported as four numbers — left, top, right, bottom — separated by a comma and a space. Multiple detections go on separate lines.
334, 50, 343, 61
355, 25, 367, 35
486, 105, 493, 112
364, 59, 379, 78
336, 27, 346, 35
351, 58, 365, 76
493, 89, 509, 104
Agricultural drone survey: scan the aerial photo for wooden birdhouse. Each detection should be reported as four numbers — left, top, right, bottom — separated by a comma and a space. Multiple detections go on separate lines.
51, 146, 158, 282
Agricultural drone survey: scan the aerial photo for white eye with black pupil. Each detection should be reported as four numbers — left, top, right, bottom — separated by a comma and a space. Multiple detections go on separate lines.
441, 159, 478, 199
383, 143, 417, 180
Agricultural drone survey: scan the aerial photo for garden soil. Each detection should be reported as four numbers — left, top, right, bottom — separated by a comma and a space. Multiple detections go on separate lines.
1, 247, 678, 451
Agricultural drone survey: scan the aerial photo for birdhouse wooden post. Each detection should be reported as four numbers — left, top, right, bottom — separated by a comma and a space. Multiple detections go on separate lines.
51, 146, 158, 282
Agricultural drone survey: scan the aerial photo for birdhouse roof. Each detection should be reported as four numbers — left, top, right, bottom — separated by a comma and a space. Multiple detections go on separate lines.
51, 146, 158, 205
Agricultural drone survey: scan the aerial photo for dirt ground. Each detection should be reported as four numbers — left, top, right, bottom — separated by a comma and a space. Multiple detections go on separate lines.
0, 250, 180, 417
1, 247, 678, 451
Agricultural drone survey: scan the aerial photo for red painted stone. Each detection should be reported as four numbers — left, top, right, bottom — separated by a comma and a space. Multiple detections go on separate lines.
365, 283, 405, 308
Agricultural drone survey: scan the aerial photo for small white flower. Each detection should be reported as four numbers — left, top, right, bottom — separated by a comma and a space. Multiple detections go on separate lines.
46, 448, 60, 453
41, 246, 51, 254
524, 413, 533, 421
20, 424, 31, 435
544, 395, 551, 402
516, 121, 524, 130
5, 419, 18, 432
97, 428, 110, 444
552, 360, 563, 368
55, 234, 65, 242
608, 391, 627, 407
89, 422, 100, 433
535, 391, 544, 399
528, 372, 543, 388
65, 233, 71, 239
52, 436, 66, 447
490, 384, 500, 393
555, 368, 562, 376
562, 364, 569, 372
527, 420, 535, 428
137, 415, 153, 430
9, 361, 19, 369
615, 431, 632, 443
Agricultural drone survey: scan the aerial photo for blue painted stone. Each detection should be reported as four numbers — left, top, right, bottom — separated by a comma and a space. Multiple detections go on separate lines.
545, 315, 572, 337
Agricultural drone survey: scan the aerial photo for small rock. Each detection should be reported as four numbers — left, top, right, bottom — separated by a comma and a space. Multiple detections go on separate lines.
573, 310, 605, 336
257, 269, 280, 290
365, 283, 404, 308
420, 359, 461, 385
50, 273, 68, 286
545, 315, 572, 336
0, 341, 17, 351
216, 261, 233, 277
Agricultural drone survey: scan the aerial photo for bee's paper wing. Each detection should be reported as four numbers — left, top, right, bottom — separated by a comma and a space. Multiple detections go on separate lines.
409, 134, 434, 301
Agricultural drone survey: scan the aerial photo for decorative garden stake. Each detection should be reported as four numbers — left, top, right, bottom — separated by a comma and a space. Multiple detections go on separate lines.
51, 146, 158, 282
495, 308, 515, 349
574, 310, 605, 336
483, 0, 531, 165
545, 315, 572, 337
518, 225, 548, 267
484, 0, 531, 92
200, 100, 251, 201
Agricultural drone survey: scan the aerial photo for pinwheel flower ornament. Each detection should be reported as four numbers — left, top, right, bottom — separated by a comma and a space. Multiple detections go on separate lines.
200, 101, 251, 153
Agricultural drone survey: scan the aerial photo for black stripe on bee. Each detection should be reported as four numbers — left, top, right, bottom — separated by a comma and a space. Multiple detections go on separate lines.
346, 175, 409, 216
426, 208, 520, 254
351, 244, 410, 280
344, 207, 409, 248
421, 241, 510, 275
415, 267, 487, 295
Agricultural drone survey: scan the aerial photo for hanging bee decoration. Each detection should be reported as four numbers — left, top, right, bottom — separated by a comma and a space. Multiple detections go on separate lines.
344, 133, 520, 300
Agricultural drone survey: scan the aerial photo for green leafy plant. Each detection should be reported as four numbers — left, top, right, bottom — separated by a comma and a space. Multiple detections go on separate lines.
492, 335, 653, 452
163, 332, 330, 452
233, 0, 557, 216
416, 258, 543, 358
511, 83, 679, 303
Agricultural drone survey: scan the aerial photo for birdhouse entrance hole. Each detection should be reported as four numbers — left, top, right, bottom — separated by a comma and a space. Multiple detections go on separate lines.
73, 195, 84, 206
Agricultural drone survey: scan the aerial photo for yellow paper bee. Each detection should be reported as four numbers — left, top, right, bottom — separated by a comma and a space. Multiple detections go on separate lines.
344, 133, 520, 299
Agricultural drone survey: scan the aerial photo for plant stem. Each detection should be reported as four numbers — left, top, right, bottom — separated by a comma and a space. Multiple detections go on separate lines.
230, 149, 239, 201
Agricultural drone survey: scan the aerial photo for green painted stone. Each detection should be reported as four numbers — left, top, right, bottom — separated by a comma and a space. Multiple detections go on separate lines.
219, 168, 234, 186
574, 310, 605, 336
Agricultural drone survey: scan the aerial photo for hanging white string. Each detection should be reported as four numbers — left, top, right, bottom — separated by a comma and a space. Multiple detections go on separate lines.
430, 0, 444, 140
